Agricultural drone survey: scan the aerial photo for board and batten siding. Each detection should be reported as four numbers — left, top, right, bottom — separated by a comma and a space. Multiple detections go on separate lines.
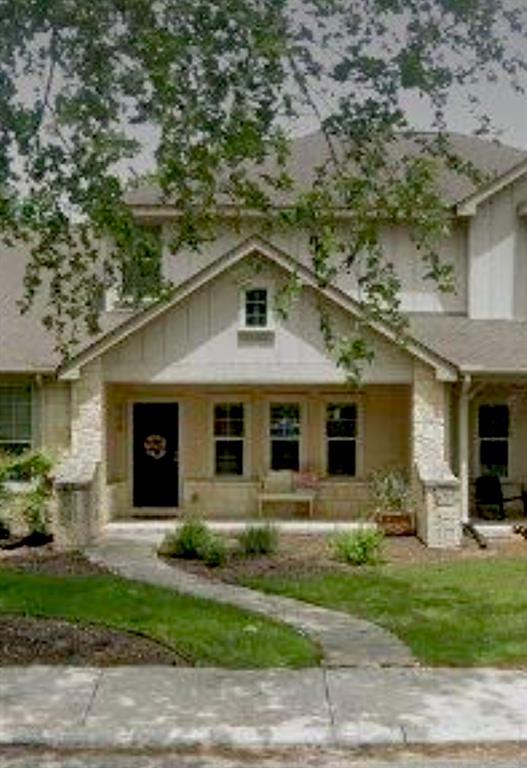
468, 175, 527, 319
103, 258, 413, 385
160, 222, 468, 315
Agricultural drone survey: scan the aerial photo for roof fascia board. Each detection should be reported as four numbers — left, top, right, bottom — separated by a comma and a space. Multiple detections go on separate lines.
456, 158, 527, 217
58, 234, 458, 382
460, 365, 527, 376
130, 204, 458, 226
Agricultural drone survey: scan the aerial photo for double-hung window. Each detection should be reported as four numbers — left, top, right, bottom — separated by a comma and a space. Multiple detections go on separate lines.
0, 386, 32, 455
326, 403, 357, 476
214, 403, 244, 475
270, 403, 300, 471
478, 404, 509, 477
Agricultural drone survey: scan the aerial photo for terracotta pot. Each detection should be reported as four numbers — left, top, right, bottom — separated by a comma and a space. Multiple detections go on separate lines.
377, 513, 414, 536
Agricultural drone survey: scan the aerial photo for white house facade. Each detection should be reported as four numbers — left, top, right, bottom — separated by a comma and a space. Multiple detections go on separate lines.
2, 131, 527, 549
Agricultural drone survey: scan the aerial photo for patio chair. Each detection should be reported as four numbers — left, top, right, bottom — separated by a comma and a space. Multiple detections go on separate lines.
475, 475, 527, 520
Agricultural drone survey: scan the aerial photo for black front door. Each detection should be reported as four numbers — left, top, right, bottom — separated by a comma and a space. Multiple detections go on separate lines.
133, 403, 179, 507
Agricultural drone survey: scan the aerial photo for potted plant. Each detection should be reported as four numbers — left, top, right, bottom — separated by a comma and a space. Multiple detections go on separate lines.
369, 467, 414, 535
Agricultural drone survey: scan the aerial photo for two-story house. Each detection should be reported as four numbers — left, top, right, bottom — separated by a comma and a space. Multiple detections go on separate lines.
1, 131, 527, 548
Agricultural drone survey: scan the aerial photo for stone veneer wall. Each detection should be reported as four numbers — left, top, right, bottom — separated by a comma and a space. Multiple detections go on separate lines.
53, 360, 107, 547
412, 362, 461, 548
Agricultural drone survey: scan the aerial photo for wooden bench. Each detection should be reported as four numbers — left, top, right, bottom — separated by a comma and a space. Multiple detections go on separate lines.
257, 471, 318, 518
257, 491, 315, 518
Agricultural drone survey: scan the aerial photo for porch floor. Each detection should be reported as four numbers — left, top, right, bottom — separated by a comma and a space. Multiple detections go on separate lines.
470, 519, 526, 540
102, 519, 377, 544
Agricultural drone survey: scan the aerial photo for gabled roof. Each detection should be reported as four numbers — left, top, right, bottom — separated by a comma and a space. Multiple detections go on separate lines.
58, 235, 458, 382
125, 131, 527, 212
409, 314, 527, 375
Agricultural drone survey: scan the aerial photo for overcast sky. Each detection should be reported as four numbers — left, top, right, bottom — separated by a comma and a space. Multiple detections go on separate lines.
402, 78, 527, 150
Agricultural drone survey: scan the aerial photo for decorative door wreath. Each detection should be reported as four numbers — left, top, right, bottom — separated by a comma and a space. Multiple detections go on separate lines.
143, 434, 167, 460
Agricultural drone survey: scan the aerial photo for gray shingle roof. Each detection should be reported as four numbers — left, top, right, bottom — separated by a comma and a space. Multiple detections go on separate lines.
0, 245, 134, 371
2, 131, 526, 375
124, 131, 527, 208
408, 314, 527, 374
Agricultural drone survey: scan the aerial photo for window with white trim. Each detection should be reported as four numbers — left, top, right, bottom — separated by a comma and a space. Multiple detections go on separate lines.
270, 403, 300, 471
0, 386, 32, 455
244, 288, 268, 328
214, 403, 244, 475
326, 403, 357, 476
478, 404, 509, 477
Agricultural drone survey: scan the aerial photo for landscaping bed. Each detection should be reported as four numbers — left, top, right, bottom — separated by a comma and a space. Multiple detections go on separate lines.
0, 615, 186, 666
0, 548, 319, 668
162, 531, 527, 583
0, 549, 188, 666
161, 528, 527, 667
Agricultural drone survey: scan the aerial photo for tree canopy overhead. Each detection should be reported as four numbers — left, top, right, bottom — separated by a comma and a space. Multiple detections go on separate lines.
1, 0, 526, 369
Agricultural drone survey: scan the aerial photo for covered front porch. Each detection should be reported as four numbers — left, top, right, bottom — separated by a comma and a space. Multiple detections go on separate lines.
53, 355, 464, 550
103, 382, 412, 521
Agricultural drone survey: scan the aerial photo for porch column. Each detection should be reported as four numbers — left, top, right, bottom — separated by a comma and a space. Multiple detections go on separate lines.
412, 361, 461, 548
53, 359, 107, 548
458, 375, 471, 523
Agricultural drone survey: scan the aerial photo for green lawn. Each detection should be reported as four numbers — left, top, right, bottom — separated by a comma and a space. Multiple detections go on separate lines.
243, 557, 527, 667
0, 567, 319, 668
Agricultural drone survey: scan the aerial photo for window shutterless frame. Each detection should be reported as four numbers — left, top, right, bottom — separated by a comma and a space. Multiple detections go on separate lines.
244, 288, 268, 328
213, 402, 245, 476
269, 402, 301, 472
326, 402, 358, 477
477, 403, 510, 478
0, 384, 32, 454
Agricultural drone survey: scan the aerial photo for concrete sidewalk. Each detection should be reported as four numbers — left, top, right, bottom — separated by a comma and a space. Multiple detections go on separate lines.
1, 666, 526, 749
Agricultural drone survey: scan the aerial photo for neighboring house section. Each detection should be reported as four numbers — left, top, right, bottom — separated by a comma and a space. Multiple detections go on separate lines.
2, 131, 527, 549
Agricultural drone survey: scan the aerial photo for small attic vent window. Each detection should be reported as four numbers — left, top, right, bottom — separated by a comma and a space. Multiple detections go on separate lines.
245, 288, 268, 328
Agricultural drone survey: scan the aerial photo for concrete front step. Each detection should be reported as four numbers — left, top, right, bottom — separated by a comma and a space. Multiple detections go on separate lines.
471, 520, 525, 540
102, 519, 378, 543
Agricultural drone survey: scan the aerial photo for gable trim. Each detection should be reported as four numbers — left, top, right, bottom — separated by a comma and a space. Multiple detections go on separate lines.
456, 157, 527, 217
58, 235, 458, 382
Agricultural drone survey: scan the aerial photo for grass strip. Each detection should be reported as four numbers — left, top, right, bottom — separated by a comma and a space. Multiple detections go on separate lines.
0, 567, 320, 668
243, 557, 527, 667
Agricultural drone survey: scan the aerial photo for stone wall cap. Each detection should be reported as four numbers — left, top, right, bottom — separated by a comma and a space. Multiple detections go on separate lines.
54, 458, 98, 488
420, 475, 460, 488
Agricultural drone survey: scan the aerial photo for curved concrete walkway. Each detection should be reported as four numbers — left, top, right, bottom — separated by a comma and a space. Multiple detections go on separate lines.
87, 536, 415, 668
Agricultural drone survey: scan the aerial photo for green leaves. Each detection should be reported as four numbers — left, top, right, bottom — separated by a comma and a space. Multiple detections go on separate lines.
0, 0, 524, 372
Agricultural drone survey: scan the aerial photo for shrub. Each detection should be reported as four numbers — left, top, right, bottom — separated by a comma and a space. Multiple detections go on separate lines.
330, 527, 384, 566
202, 535, 227, 567
158, 518, 227, 567
0, 451, 53, 483
368, 467, 410, 515
238, 523, 279, 556
0, 451, 53, 535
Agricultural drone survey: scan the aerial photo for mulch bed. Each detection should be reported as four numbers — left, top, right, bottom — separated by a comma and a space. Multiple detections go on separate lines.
0, 545, 108, 576
0, 615, 187, 666
0, 547, 188, 666
162, 532, 527, 583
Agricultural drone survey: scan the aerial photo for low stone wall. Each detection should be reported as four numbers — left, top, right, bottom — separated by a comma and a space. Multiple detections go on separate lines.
53, 459, 100, 550
414, 465, 462, 549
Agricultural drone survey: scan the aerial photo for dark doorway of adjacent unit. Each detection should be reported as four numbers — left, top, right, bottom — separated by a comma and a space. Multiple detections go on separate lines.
133, 402, 179, 507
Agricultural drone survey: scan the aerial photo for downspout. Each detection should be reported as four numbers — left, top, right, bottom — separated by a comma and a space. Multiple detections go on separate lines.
458, 373, 471, 523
